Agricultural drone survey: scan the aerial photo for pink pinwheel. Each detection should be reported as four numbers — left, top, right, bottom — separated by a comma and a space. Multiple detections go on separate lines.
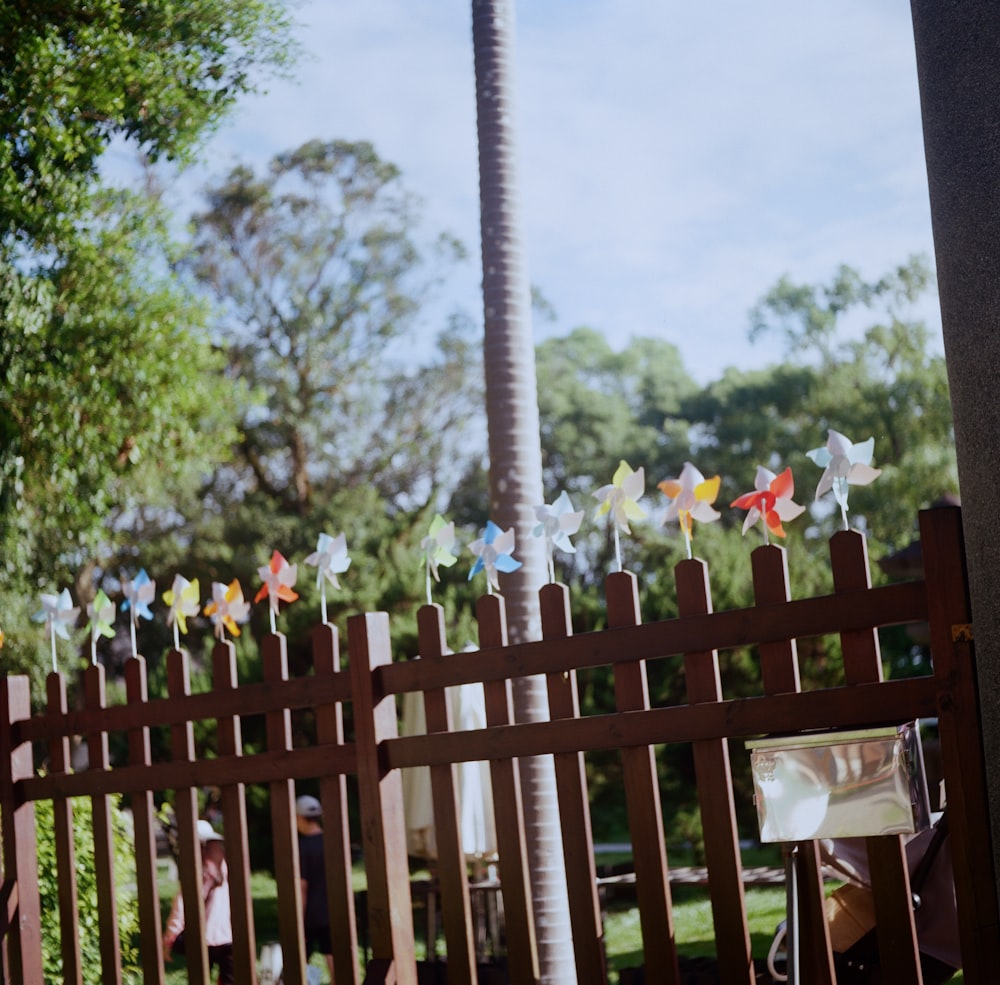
254, 550, 299, 632
468, 521, 522, 595
730, 466, 806, 544
806, 429, 882, 530
659, 462, 721, 559
205, 580, 251, 641
33, 588, 79, 673
304, 533, 350, 623
594, 461, 646, 571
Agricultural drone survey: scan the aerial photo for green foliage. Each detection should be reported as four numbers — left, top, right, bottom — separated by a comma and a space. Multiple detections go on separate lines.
34, 795, 141, 984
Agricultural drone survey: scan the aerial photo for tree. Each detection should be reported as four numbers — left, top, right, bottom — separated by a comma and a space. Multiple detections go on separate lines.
471, 1, 575, 980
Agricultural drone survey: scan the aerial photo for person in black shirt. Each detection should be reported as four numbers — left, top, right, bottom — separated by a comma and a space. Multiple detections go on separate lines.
296, 795, 333, 978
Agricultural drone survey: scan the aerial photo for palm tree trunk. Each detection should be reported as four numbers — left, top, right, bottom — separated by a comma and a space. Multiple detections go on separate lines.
471, 2, 577, 981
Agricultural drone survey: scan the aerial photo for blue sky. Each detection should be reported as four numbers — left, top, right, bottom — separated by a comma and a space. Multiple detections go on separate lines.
143, 0, 940, 384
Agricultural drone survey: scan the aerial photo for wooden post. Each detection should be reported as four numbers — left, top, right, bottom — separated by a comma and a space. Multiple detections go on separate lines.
676, 559, 755, 985
262, 632, 307, 985
83, 663, 122, 985
477, 593, 541, 984
312, 622, 360, 985
212, 641, 257, 985
751, 544, 835, 984
123, 658, 164, 985
416, 604, 477, 983
831, 530, 923, 984
920, 505, 1000, 980
167, 649, 210, 985
348, 612, 417, 985
539, 582, 606, 985
606, 571, 680, 985
0, 675, 43, 984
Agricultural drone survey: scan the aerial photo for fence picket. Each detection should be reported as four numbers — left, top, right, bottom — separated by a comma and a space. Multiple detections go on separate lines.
676, 558, 756, 985
751, 544, 836, 984
476, 593, 541, 985
416, 603, 477, 982
84, 663, 123, 985
540, 582, 606, 985
212, 641, 257, 985
312, 622, 361, 985
606, 571, 680, 985
831, 530, 923, 984
124, 657, 164, 985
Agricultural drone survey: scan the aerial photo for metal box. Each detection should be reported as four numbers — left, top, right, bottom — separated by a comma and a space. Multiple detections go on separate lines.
746, 723, 931, 842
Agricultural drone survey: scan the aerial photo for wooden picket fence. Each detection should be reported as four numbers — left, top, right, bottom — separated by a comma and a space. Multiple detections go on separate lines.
1, 506, 998, 984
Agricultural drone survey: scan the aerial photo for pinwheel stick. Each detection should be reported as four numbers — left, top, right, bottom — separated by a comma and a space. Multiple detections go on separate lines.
683, 528, 694, 561
129, 616, 138, 659
613, 525, 623, 573
320, 584, 328, 626
172, 622, 180, 652
269, 607, 276, 635
50, 626, 57, 674
91, 632, 97, 666
547, 557, 556, 584
425, 565, 432, 606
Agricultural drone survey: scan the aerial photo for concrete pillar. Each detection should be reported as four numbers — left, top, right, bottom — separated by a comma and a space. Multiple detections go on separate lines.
910, 1, 1000, 902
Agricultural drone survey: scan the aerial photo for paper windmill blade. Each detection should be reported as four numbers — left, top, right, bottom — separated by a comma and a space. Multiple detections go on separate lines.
254, 550, 299, 632
33, 588, 79, 672
205, 579, 251, 641
533, 491, 584, 583
305, 532, 350, 623
468, 520, 522, 594
593, 460, 647, 573
121, 569, 156, 624
305, 532, 351, 590
658, 462, 721, 559
87, 589, 116, 665
421, 514, 458, 603
805, 429, 882, 530
162, 575, 201, 650
730, 465, 806, 545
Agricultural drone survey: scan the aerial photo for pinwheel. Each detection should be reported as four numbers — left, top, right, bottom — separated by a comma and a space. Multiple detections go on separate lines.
593, 460, 647, 572
121, 568, 156, 658
730, 466, 806, 545
254, 550, 299, 633
33, 588, 79, 673
468, 521, 522, 594
162, 575, 201, 651
533, 491, 584, 583
86, 590, 116, 665
304, 532, 350, 624
205, 579, 251, 641
421, 514, 458, 604
805, 429, 882, 530
658, 462, 721, 560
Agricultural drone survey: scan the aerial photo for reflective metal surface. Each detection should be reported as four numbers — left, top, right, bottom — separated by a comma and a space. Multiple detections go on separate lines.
747, 724, 931, 842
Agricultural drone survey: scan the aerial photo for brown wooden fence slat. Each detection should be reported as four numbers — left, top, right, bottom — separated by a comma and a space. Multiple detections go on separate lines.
675, 558, 756, 985
416, 604, 477, 983
347, 612, 417, 985
312, 623, 361, 985
831, 530, 924, 985
46, 671, 83, 985
606, 571, 680, 985
123, 658, 165, 985
167, 649, 211, 985
751, 544, 835, 985
263, 632, 309, 985
0, 676, 42, 985
476, 593, 541, 985
212, 641, 257, 985
84, 663, 123, 985
920, 505, 1000, 982
540, 582, 607, 985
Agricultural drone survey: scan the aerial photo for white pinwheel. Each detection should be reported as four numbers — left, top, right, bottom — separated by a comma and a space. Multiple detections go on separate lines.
305, 533, 351, 624
33, 588, 79, 673
806, 429, 882, 530
533, 491, 584, 583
